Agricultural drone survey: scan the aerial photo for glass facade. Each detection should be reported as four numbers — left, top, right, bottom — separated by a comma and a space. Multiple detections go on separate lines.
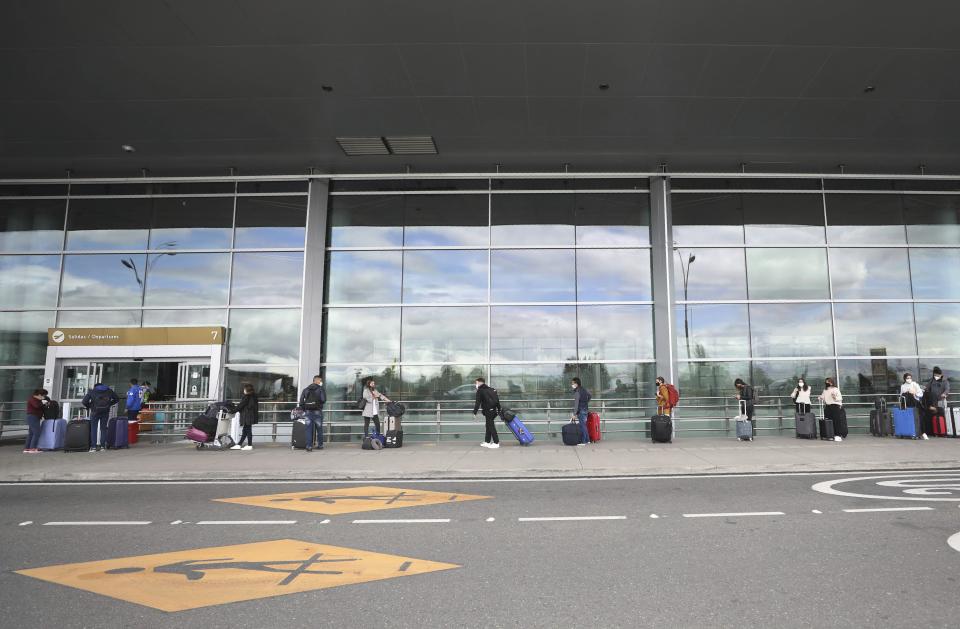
2, 174, 959, 430
0, 182, 307, 403
322, 188, 654, 404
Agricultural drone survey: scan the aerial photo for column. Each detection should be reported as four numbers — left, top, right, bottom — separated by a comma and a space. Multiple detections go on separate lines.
649, 176, 677, 384
299, 179, 329, 391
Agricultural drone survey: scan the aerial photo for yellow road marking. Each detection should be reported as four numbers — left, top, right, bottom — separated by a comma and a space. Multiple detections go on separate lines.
214, 485, 491, 515
16, 539, 459, 612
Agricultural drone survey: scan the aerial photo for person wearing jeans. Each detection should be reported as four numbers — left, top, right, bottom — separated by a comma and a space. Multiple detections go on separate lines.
299, 375, 327, 452
24, 389, 46, 453
82, 382, 119, 452
571, 377, 590, 446
362, 378, 390, 438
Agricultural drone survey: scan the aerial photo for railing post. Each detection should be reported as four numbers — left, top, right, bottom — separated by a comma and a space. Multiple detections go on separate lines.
724, 396, 730, 436
546, 400, 551, 435
436, 402, 441, 444
777, 396, 783, 433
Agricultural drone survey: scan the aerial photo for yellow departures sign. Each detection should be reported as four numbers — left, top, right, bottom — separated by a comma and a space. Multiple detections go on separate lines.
16, 539, 459, 612
214, 485, 491, 515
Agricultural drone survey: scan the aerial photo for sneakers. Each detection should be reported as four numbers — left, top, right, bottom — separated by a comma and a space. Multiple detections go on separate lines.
230, 444, 242, 450
88, 447, 96, 453
487, 442, 500, 449
834, 436, 842, 442
577, 443, 586, 447
922, 433, 930, 440
306, 447, 312, 453
480, 442, 490, 448
242, 445, 253, 451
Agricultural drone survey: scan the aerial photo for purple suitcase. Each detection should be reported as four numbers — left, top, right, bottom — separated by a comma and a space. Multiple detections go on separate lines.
106, 417, 129, 449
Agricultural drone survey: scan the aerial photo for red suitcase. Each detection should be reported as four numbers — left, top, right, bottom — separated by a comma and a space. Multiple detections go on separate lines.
587, 412, 601, 442
931, 412, 947, 437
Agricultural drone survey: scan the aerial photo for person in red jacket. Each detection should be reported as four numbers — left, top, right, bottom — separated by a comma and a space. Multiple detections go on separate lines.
24, 388, 47, 453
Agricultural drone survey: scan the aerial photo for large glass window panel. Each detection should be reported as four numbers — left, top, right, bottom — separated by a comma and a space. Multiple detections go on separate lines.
234, 196, 306, 248
673, 248, 747, 300
491, 250, 575, 303
751, 360, 836, 397
749, 303, 834, 357
61, 254, 146, 307
149, 197, 233, 249
400, 364, 486, 400
671, 194, 744, 245
142, 309, 226, 327
231, 252, 304, 305
0, 368, 45, 404
825, 195, 906, 244
746, 248, 829, 300
224, 365, 298, 402
490, 306, 576, 362
65, 198, 150, 250
575, 194, 650, 246
577, 305, 654, 360
0, 199, 65, 252
321, 364, 400, 402
402, 250, 487, 303
143, 253, 230, 306
742, 194, 825, 244
227, 308, 300, 363
488, 363, 573, 401
834, 302, 916, 356
326, 251, 402, 304
0, 255, 60, 308
323, 307, 400, 364
403, 195, 489, 246
58, 310, 141, 327
580, 362, 655, 400
491, 194, 575, 246
838, 357, 918, 396
401, 307, 487, 363
679, 361, 751, 398
328, 195, 403, 248
904, 195, 960, 245
910, 248, 960, 299
577, 249, 651, 301
915, 303, 960, 356
674, 304, 750, 360
0, 311, 55, 366
830, 248, 911, 299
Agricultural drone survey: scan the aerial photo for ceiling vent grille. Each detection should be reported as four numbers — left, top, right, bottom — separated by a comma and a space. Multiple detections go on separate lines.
336, 137, 390, 156
385, 136, 438, 155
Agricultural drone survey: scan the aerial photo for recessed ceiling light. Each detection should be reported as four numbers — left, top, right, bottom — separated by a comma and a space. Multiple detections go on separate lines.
121, 144, 136, 153
321, 85, 333, 92
863, 85, 876, 93
598, 83, 610, 91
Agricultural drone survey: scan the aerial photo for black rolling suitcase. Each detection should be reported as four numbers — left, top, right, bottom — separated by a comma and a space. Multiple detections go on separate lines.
383, 415, 403, 448
291, 420, 309, 449
795, 411, 817, 439
650, 414, 672, 443
870, 399, 893, 437
64, 419, 90, 452
562, 422, 581, 445
819, 414, 835, 440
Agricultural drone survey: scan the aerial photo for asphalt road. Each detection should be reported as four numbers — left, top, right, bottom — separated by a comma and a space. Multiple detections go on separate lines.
2, 471, 960, 628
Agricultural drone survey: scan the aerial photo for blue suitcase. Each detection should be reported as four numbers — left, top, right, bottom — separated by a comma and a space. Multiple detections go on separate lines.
37, 418, 67, 451
507, 416, 534, 446
893, 407, 920, 439
106, 417, 130, 449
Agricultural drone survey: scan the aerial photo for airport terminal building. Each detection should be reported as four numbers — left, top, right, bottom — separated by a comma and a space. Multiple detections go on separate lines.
1, 2, 959, 428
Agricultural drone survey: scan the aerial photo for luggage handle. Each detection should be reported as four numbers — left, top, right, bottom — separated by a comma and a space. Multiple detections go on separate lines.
738, 399, 746, 416
898, 395, 907, 410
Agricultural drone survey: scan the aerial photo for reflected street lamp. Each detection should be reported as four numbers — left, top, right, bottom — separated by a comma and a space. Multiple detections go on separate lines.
676, 250, 696, 360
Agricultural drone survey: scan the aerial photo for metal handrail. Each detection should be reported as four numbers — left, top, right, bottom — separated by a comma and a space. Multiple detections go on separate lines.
1, 393, 955, 442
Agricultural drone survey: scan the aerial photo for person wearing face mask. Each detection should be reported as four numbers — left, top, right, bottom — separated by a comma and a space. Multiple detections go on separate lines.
361, 378, 390, 439
924, 366, 950, 437
791, 378, 812, 415
299, 375, 327, 452
819, 378, 845, 441
900, 373, 924, 409
570, 377, 592, 446
472, 377, 500, 448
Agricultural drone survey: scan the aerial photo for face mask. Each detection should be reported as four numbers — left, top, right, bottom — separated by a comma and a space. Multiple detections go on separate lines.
935, 375, 942, 380
317, 381, 323, 387
906, 378, 912, 384
475, 383, 481, 390
798, 382, 805, 387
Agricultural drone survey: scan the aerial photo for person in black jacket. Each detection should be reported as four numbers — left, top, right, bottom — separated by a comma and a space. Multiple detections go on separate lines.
232, 383, 259, 451
734, 378, 756, 437
299, 375, 327, 452
473, 377, 500, 449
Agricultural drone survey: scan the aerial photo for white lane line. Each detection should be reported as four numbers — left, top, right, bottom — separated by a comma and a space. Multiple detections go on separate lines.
842, 507, 935, 513
649, 514, 660, 519
486, 517, 495, 522
43, 521, 151, 526
195, 520, 297, 525
320, 519, 331, 524
949, 531, 960, 553
518, 516, 627, 522
812, 510, 822, 514
18, 521, 32, 526
170, 520, 183, 525
682, 512, 784, 518
352, 518, 451, 524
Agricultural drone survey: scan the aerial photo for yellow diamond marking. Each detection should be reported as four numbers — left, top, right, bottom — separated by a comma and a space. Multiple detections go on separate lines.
214, 485, 491, 515
16, 539, 459, 612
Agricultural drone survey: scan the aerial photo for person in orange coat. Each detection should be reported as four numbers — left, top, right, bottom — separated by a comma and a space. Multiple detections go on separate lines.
655, 376, 673, 416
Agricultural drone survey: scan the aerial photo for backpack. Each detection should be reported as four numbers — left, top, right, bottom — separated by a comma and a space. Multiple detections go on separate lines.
42, 399, 60, 420
482, 386, 500, 410
386, 401, 405, 417
302, 387, 321, 411
666, 384, 680, 407
92, 389, 113, 411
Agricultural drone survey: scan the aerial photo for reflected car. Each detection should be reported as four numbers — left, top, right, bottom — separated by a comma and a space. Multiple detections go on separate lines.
443, 384, 477, 400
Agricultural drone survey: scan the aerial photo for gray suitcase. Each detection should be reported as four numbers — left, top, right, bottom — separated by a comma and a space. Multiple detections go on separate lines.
795, 412, 817, 439
735, 400, 753, 441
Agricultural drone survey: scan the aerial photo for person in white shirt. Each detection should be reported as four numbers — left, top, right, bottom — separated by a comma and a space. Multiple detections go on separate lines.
790, 378, 812, 414
819, 378, 846, 442
899, 372, 924, 408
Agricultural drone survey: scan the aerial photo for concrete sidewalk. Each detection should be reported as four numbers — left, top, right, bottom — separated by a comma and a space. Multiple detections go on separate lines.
1, 435, 958, 482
